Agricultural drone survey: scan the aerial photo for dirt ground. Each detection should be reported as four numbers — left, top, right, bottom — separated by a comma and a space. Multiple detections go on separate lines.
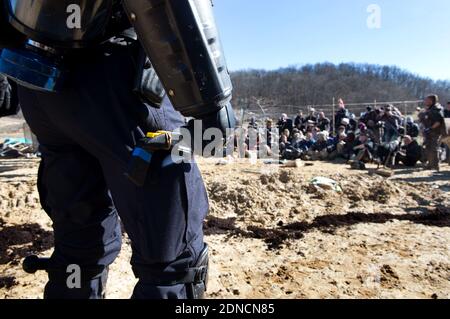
0, 118, 449, 299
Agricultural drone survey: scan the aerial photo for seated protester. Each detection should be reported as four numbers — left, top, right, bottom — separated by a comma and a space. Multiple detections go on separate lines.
392, 106, 404, 118
361, 107, 380, 126
375, 124, 401, 167
308, 131, 331, 160
379, 105, 401, 132
331, 131, 345, 146
297, 132, 315, 152
248, 117, 258, 130
342, 132, 357, 160
328, 133, 348, 160
305, 121, 316, 134
305, 108, 318, 124
337, 125, 347, 137
353, 134, 375, 163
358, 122, 378, 143
357, 122, 368, 135
348, 114, 358, 132
279, 134, 291, 154
292, 128, 301, 137
395, 135, 422, 167
294, 111, 305, 129
311, 126, 321, 141
282, 132, 304, 160
369, 119, 384, 143
366, 118, 377, 131
282, 128, 292, 142
405, 116, 420, 138
277, 113, 294, 135
311, 131, 330, 152
340, 118, 351, 133
360, 106, 373, 124
291, 132, 304, 146
317, 112, 331, 132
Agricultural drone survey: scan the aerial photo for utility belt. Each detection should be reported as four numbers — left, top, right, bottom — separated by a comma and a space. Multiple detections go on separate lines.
126, 131, 191, 187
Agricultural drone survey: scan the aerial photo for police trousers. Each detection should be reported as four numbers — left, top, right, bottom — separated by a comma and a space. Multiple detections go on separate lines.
17, 43, 209, 299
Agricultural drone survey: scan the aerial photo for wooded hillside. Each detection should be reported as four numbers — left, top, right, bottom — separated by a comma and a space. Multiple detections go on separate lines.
231, 63, 450, 110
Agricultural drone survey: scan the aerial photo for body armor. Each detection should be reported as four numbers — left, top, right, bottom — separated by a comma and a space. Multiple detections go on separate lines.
0, 0, 234, 121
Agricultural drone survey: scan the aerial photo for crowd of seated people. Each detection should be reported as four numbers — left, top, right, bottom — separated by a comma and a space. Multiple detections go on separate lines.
237, 99, 448, 170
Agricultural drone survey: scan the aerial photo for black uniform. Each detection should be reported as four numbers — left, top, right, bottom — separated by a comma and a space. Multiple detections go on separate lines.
419, 104, 445, 170
0, 0, 235, 299
18, 43, 209, 299
335, 108, 349, 130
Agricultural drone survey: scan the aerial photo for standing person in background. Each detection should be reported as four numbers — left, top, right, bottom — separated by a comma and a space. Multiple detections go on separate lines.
419, 95, 445, 172
353, 133, 374, 163
335, 99, 349, 131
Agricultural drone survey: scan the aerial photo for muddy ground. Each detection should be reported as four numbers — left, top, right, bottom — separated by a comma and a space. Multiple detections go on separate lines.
0, 119, 449, 299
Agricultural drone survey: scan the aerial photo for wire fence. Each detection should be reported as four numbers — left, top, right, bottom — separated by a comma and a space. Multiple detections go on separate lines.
238, 99, 423, 124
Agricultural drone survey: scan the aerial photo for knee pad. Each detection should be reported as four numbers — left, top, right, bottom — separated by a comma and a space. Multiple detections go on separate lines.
185, 244, 209, 299
132, 244, 209, 299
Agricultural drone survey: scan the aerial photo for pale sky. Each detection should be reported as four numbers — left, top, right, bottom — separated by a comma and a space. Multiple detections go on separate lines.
214, 0, 450, 81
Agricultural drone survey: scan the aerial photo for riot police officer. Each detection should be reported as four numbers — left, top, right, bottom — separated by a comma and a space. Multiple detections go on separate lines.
419, 95, 445, 172
0, 0, 236, 299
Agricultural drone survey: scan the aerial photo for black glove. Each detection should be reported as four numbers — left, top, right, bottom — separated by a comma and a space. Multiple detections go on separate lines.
187, 102, 236, 135
185, 102, 236, 157
0, 74, 19, 117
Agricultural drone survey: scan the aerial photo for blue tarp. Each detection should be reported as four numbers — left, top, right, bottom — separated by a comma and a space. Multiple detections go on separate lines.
2, 137, 33, 145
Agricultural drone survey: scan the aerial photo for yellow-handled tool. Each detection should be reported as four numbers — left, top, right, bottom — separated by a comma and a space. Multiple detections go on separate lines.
125, 131, 174, 186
